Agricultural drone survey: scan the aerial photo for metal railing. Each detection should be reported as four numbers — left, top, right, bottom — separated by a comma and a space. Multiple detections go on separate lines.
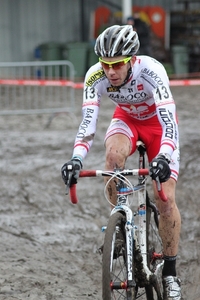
0, 60, 75, 115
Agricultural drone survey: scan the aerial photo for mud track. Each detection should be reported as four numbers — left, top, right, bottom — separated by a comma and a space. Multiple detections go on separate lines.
0, 86, 199, 299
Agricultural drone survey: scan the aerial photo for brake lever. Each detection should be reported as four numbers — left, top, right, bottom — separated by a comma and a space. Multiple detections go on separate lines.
65, 184, 70, 195
65, 170, 73, 195
155, 176, 161, 192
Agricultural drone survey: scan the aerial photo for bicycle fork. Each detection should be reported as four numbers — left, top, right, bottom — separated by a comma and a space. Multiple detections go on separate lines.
110, 198, 163, 295
111, 204, 136, 288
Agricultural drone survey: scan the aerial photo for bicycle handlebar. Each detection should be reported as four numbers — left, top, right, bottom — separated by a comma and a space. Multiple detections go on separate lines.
68, 168, 168, 204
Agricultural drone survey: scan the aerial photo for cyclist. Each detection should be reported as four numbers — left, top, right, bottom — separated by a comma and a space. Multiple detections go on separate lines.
61, 25, 181, 300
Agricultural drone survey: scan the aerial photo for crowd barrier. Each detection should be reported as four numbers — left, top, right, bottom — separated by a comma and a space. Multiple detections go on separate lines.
0, 61, 199, 117
0, 61, 75, 115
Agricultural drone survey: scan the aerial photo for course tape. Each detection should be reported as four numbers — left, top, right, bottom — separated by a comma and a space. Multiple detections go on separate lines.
169, 79, 200, 86
0, 79, 199, 88
0, 79, 84, 89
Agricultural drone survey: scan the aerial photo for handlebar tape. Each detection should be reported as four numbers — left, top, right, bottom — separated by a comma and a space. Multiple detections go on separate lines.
70, 184, 78, 204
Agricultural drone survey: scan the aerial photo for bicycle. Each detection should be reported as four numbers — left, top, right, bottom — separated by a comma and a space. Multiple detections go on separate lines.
66, 141, 167, 300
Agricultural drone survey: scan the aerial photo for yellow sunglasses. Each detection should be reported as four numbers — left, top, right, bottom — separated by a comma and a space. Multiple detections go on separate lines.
99, 57, 132, 70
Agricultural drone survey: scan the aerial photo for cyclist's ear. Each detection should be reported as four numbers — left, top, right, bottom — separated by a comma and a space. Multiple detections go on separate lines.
130, 56, 137, 66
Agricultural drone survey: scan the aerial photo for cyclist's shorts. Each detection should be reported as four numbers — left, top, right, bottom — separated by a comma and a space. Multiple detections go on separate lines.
105, 107, 179, 181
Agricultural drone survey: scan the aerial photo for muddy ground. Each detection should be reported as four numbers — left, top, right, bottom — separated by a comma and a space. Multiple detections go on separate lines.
0, 86, 199, 300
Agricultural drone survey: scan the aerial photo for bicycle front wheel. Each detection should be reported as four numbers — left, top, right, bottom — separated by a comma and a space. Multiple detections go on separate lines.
146, 193, 164, 300
102, 211, 136, 300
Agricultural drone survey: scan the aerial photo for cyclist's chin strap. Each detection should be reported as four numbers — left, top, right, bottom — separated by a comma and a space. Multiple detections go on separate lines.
120, 67, 132, 87
113, 67, 132, 90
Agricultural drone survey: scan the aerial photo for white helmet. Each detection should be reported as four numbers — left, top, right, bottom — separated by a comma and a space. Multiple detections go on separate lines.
94, 25, 140, 57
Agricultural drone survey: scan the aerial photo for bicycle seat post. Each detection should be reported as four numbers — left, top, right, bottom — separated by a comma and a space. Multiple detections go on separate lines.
137, 141, 146, 184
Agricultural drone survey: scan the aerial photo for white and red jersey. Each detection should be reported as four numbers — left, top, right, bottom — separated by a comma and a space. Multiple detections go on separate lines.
72, 56, 179, 161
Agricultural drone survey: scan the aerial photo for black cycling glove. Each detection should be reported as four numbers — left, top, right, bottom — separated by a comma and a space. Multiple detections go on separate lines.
61, 158, 82, 187
149, 154, 171, 183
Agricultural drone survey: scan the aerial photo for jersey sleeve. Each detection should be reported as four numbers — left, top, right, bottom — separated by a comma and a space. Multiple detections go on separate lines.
72, 64, 103, 160
152, 67, 179, 157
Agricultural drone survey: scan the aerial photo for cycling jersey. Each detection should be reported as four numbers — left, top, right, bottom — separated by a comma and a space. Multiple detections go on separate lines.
72, 55, 179, 179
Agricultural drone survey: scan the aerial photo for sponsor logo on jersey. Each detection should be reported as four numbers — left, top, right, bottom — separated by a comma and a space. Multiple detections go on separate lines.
109, 91, 148, 103
158, 108, 177, 140
131, 80, 136, 86
107, 86, 119, 92
77, 108, 94, 138
137, 84, 144, 91
141, 68, 163, 85
86, 70, 105, 87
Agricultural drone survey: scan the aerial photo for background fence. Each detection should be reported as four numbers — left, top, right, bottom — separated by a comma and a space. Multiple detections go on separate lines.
0, 60, 199, 118
0, 61, 76, 115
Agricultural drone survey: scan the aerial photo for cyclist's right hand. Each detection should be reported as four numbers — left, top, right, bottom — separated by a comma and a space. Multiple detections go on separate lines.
61, 158, 82, 189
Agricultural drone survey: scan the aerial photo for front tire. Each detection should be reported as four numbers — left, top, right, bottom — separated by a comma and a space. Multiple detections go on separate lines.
102, 211, 136, 300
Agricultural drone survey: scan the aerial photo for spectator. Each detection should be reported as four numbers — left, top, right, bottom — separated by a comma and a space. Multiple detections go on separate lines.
127, 13, 151, 56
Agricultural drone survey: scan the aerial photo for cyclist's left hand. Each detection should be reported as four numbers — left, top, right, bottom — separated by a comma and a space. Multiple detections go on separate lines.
149, 154, 171, 183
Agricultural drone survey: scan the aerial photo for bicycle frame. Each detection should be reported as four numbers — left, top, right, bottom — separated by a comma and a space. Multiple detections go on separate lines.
68, 143, 167, 299
106, 178, 161, 290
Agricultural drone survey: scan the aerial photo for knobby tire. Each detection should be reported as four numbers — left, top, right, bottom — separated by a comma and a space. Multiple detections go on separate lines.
102, 211, 136, 300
